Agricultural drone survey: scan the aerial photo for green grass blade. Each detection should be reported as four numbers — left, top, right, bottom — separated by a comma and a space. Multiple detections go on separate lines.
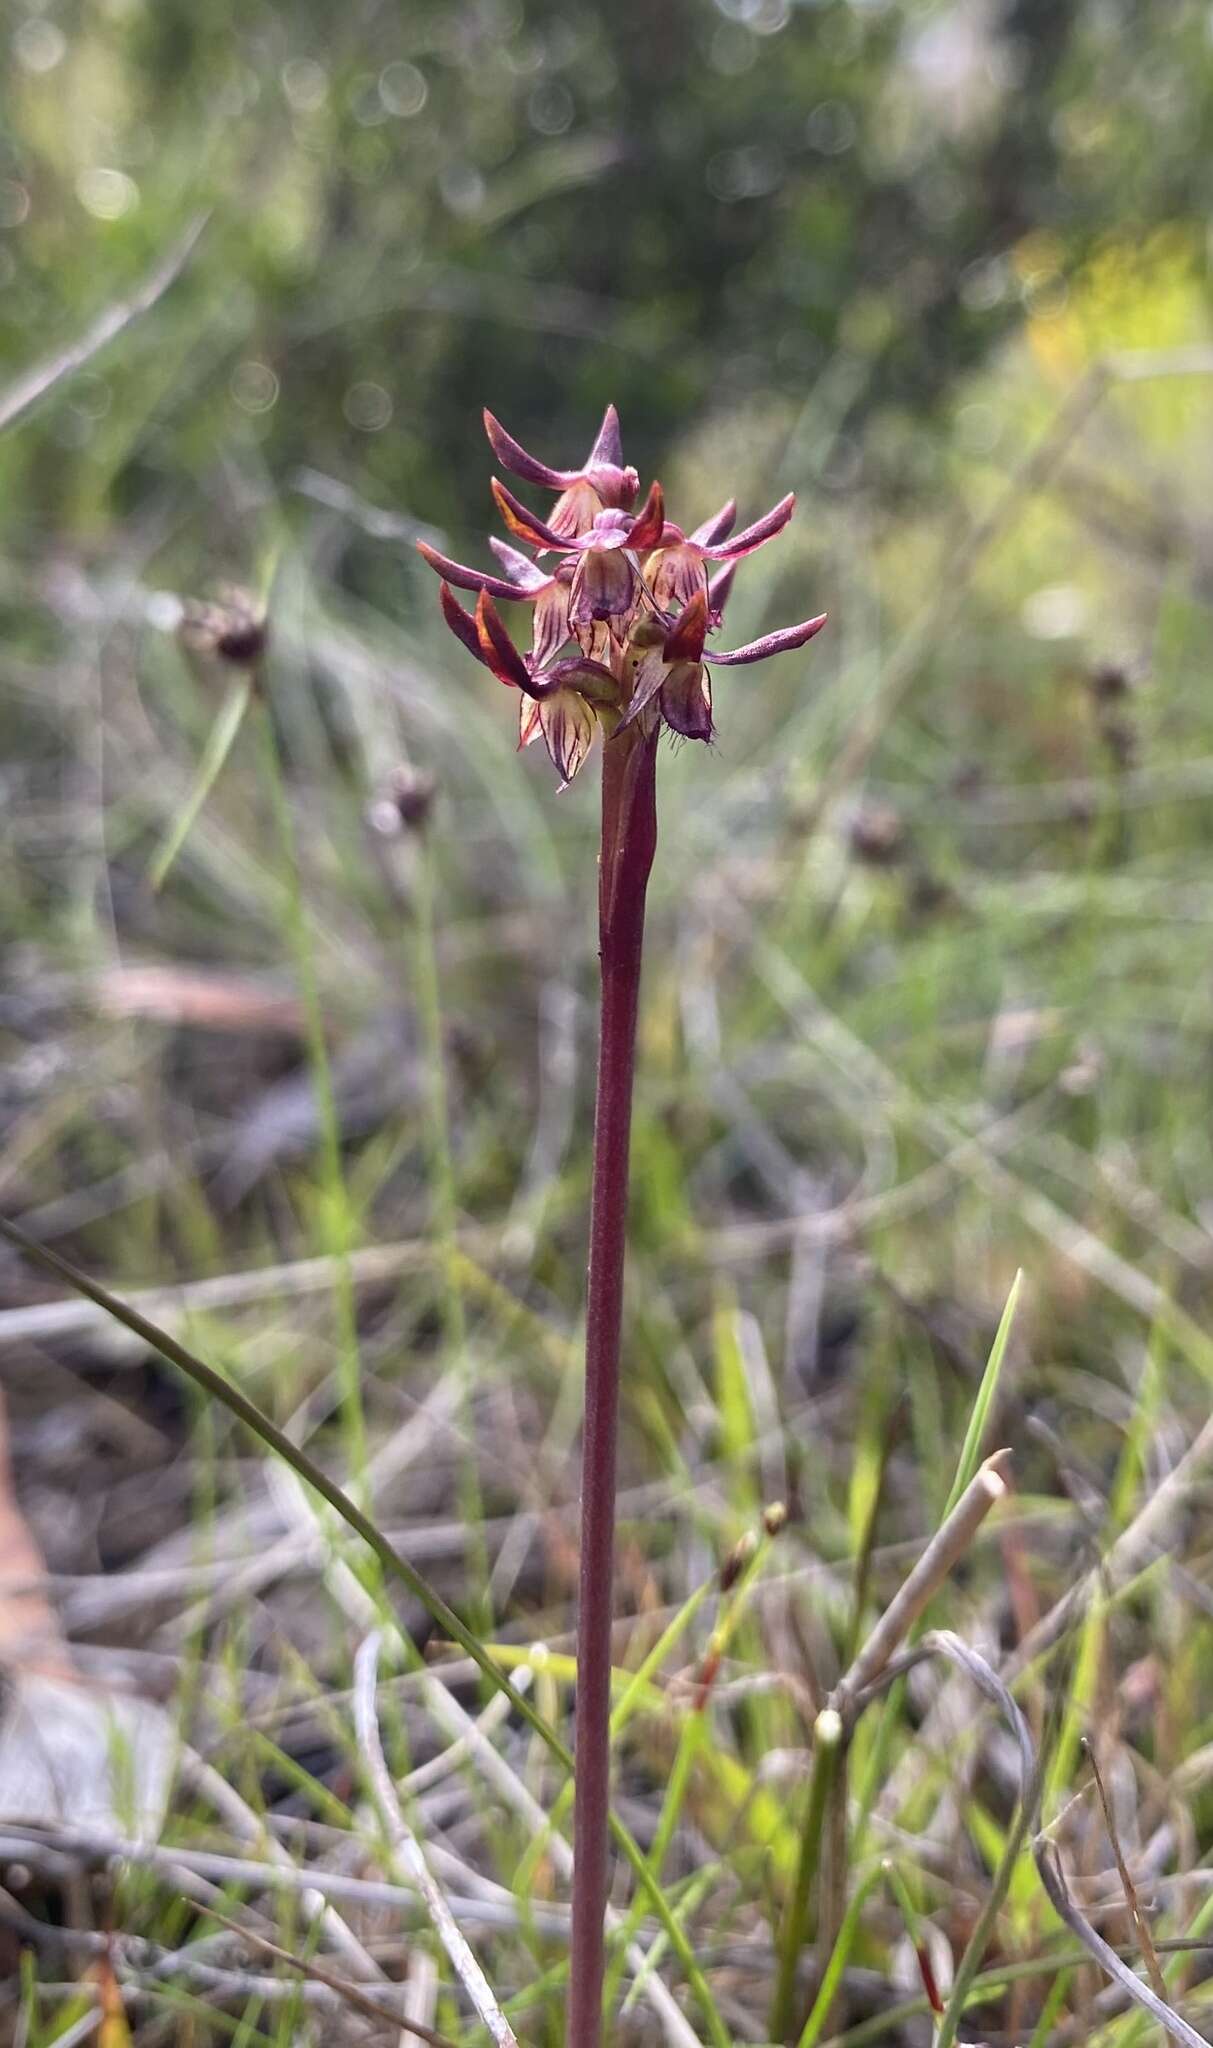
944, 1267, 1022, 1516
934, 1753, 1035, 2048
771, 1707, 844, 2042
795, 1863, 884, 2048
147, 674, 254, 891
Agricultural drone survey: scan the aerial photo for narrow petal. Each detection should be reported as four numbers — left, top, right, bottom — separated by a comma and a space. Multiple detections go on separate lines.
569, 547, 637, 626
648, 541, 708, 614
439, 583, 488, 664
518, 695, 543, 748
531, 581, 571, 668
488, 537, 556, 594
548, 478, 605, 538
707, 559, 737, 620
626, 479, 665, 555
703, 612, 827, 665
689, 499, 737, 547
581, 402, 639, 509
660, 663, 713, 742
418, 539, 525, 603
538, 689, 596, 785
584, 403, 624, 473
706, 492, 796, 561
483, 409, 576, 489
475, 588, 538, 695
621, 645, 670, 726
663, 589, 709, 663
491, 478, 575, 552
574, 618, 615, 664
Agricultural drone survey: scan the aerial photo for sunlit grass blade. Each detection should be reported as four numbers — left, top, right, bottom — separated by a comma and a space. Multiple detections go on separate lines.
148, 674, 254, 891
0, 211, 208, 436
944, 1267, 1023, 1516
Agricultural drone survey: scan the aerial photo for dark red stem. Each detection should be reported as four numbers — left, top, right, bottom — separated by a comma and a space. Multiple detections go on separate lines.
567, 720, 659, 2048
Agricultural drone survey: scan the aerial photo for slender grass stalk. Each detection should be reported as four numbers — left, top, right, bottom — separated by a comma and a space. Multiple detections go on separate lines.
602, 1518, 783, 2013
407, 825, 490, 1631
852, 1267, 1022, 1845
148, 672, 254, 891
771, 1707, 845, 2042
794, 1863, 885, 2048
568, 717, 659, 2048
1024, 1966, 1073, 2048
933, 1790, 1034, 2048
620, 1864, 717, 2016
258, 699, 367, 1488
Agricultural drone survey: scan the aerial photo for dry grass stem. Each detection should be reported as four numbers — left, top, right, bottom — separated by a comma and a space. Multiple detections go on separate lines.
839, 1452, 1011, 1703
352, 1631, 520, 2048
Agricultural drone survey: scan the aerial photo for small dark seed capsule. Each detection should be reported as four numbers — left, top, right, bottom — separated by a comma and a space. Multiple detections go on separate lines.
1089, 661, 1131, 704
215, 620, 269, 665
848, 799, 906, 867
374, 770, 440, 831
180, 588, 268, 671
720, 1530, 757, 1592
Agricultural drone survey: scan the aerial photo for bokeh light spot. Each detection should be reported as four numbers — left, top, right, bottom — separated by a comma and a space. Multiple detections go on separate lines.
230, 360, 280, 413
76, 168, 139, 220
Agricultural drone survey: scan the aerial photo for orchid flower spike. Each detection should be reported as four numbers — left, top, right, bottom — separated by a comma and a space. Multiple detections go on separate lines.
418, 407, 826, 786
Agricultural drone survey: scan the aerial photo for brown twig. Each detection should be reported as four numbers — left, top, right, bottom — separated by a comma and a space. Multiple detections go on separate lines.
194, 1906, 459, 2048
1082, 1737, 1169, 2005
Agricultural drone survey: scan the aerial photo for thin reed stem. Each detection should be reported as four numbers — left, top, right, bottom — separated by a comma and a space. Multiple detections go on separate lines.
771, 1708, 844, 2042
567, 721, 659, 2048
258, 701, 366, 1485
408, 829, 490, 1631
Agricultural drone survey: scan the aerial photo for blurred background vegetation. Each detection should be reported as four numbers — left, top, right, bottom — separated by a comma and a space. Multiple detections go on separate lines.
5, 2, 1213, 2044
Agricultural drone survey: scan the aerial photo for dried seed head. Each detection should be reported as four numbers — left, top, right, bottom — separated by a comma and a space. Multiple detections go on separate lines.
762, 1500, 788, 1537
848, 799, 906, 867
179, 586, 268, 671
719, 1528, 758, 1592
382, 764, 437, 833
1089, 660, 1132, 704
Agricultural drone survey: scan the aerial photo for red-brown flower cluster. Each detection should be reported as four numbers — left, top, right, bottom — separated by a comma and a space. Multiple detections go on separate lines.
418, 406, 826, 786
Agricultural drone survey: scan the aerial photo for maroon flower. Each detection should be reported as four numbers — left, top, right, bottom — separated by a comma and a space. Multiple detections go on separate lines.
418, 404, 825, 783
490, 477, 666, 638
437, 582, 617, 786
644, 491, 795, 615
623, 589, 828, 743
483, 403, 640, 537
417, 534, 572, 669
